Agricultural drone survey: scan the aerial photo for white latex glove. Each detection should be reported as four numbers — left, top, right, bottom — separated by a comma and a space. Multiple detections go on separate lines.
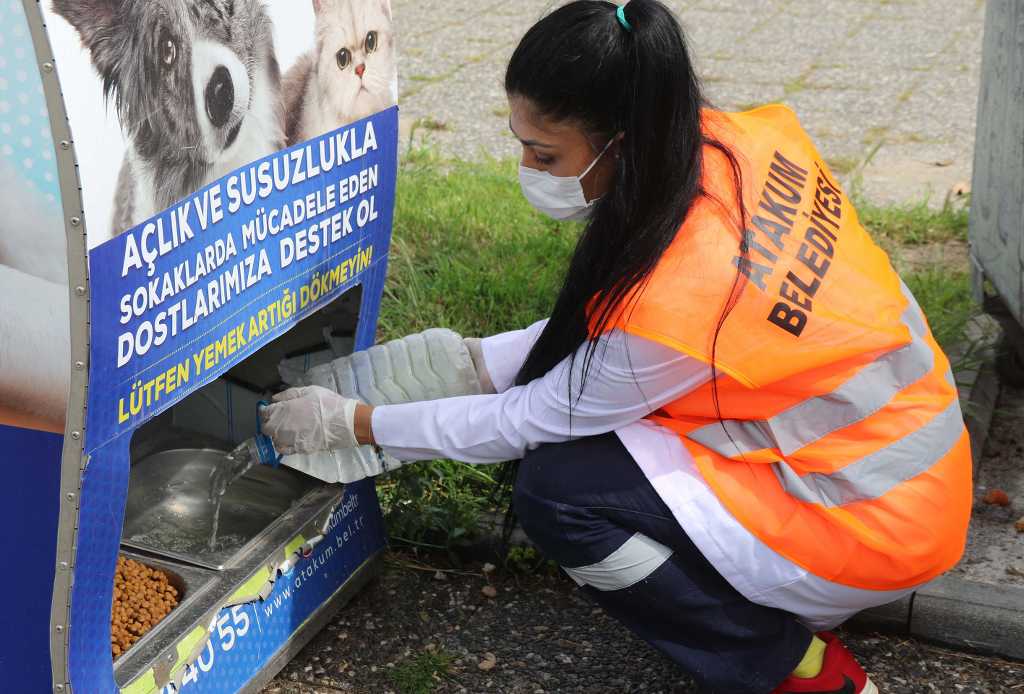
261, 385, 405, 484
261, 385, 359, 456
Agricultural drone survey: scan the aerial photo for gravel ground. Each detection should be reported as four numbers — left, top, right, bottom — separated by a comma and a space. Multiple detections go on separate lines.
265, 554, 1024, 693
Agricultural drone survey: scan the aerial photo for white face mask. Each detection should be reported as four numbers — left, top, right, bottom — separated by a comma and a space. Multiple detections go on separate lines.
518, 138, 614, 221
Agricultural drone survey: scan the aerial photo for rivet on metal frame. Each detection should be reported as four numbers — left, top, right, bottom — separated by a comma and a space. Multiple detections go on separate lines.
74, 286, 86, 296
66, 492, 75, 501
74, 361, 85, 370
70, 217, 80, 227
55, 624, 63, 633
60, 141, 70, 150
59, 561, 69, 570
54, 685, 64, 693
42, 62, 54, 72
71, 431, 81, 440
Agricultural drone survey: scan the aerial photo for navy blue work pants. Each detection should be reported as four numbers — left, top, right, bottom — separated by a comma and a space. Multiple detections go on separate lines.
513, 433, 811, 694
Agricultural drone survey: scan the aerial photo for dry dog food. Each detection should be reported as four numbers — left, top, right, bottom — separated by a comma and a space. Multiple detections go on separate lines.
111, 556, 179, 658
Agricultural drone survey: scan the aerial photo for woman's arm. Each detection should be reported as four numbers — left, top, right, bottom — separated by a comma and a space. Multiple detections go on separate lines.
370, 329, 710, 463
475, 318, 549, 393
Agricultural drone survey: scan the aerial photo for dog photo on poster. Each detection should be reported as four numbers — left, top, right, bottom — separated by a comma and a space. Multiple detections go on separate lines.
45, 0, 398, 249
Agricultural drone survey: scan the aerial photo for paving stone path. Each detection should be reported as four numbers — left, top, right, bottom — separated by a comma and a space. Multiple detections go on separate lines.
393, 0, 986, 206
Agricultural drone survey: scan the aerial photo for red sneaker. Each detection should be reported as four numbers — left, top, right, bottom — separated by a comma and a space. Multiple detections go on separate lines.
772, 632, 878, 694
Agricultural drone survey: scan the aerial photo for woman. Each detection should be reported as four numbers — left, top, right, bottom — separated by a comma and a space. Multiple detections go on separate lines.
262, 2, 972, 692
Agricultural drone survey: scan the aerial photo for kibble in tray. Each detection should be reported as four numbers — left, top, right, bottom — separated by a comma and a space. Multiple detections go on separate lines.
111, 556, 180, 659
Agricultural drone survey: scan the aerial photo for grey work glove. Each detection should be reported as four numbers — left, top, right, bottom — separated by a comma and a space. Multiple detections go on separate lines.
260, 385, 398, 484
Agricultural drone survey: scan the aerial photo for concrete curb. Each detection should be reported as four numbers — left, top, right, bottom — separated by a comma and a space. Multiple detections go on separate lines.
851, 576, 1024, 661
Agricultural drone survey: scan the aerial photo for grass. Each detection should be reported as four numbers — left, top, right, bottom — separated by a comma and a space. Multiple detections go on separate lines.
856, 196, 969, 246
902, 268, 973, 352
375, 149, 577, 547
377, 151, 979, 547
387, 648, 455, 694
825, 155, 861, 176
862, 125, 890, 146
782, 73, 809, 96
406, 73, 446, 84
379, 148, 575, 341
412, 117, 450, 132
855, 197, 973, 354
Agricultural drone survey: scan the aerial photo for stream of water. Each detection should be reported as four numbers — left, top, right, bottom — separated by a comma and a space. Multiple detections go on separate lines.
207, 441, 259, 551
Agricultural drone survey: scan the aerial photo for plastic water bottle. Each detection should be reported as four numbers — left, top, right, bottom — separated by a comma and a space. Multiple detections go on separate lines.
208, 402, 281, 501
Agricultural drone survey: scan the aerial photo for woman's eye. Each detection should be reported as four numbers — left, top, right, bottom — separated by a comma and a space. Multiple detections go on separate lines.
336, 48, 352, 70
159, 30, 177, 67
364, 31, 378, 54
536, 155, 554, 166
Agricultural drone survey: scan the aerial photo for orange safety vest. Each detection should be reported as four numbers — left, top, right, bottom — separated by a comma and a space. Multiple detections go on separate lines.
609, 105, 972, 591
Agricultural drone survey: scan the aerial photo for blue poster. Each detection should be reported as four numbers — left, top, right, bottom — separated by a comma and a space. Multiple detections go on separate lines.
86, 108, 398, 449
3, 0, 402, 690
68, 109, 397, 693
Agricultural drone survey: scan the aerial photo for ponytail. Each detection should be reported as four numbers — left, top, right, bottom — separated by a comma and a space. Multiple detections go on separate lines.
494, 0, 746, 538
507, 0, 742, 385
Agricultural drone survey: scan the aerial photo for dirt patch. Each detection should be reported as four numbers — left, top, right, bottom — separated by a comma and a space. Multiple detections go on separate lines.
948, 384, 1024, 586
888, 239, 968, 274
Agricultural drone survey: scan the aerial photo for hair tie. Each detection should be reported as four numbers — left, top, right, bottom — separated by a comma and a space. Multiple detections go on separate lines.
616, 4, 633, 32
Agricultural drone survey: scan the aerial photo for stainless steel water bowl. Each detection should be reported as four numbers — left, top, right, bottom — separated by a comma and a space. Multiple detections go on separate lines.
121, 448, 320, 570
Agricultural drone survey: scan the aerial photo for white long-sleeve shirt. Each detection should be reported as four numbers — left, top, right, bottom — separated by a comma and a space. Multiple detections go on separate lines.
371, 319, 711, 463
371, 319, 917, 630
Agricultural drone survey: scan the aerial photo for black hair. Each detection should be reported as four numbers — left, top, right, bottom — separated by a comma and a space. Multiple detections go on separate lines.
494, 0, 747, 542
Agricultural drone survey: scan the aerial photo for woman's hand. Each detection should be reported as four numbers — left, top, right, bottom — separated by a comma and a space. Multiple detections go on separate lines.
260, 385, 375, 455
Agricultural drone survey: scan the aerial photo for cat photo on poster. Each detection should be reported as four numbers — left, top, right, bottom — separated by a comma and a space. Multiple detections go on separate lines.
46, 0, 397, 248
283, 0, 397, 146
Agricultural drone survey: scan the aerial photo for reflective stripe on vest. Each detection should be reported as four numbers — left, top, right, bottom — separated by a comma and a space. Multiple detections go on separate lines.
686, 281, 961, 509
688, 282, 932, 460
768, 396, 963, 507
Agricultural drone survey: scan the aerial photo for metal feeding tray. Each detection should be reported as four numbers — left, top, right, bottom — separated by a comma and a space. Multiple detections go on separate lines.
122, 448, 320, 570
112, 551, 213, 667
